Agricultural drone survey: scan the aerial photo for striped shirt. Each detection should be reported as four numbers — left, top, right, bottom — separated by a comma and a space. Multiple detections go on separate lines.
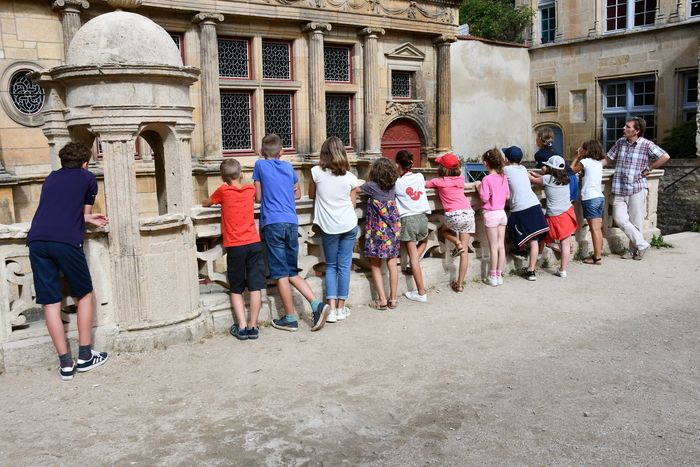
607, 136, 666, 196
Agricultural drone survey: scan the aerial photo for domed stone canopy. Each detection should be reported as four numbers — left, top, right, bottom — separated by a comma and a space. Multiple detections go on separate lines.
66, 10, 182, 67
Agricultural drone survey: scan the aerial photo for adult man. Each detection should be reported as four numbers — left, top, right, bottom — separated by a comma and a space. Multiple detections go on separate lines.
605, 116, 670, 260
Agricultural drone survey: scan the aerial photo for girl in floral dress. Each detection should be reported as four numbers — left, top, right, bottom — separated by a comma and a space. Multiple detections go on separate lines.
360, 158, 401, 310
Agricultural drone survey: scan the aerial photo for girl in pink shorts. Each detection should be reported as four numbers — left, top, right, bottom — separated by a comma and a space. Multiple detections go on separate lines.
476, 148, 510, 287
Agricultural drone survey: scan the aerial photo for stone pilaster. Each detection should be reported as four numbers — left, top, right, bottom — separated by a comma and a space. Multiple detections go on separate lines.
433, 35, 456, 152
52, 0, 90, 55
193, 12, 224, 161
359, 27, 385, 158
303, 22, 331, 158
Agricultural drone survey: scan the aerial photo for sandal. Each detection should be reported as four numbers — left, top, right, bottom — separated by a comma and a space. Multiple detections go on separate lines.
369, 299, 388, 310
451, 244, 465, 258
450, 281, 464, 293
387, 299, 398, 309
582, 256, 602, 265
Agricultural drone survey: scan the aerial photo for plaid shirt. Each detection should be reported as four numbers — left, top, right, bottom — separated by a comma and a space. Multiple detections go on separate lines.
607, 136, 666, 196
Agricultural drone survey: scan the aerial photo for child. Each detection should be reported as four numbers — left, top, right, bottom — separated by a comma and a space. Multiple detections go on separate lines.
425, 153, 475, 293
571, 139, 605, 265
475, 148, 510, 287
26, 142, 109, 380
534, 127, 556, 169
394, 150, 430, 302
528, 155, 578, 277
309, 136, 359, 323
203, 159, 265, 340
360, 157, 401, 310
252, 134, 329, 331
502, 146, 550, 281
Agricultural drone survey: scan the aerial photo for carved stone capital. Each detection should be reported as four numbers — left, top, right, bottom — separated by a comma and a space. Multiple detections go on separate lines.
358, 27, 385, 38
105, 0, 142, 8
302, 22, 332, 34
433, 34, 457, 46
52, 0, 90, 11
193, 12, 224, 25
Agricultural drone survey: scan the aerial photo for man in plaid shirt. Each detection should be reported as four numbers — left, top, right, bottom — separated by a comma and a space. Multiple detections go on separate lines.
605, 117, 670, 260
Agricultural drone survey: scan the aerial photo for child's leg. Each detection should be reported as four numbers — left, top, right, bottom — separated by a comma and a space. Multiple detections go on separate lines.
589, 217, 603, 259
334, 226, 357, 311
320, 231, 341, 310
417, 238, 428, 260
369, 258, 387, 303
230, 292, 247, 326
387, 257, 398, 301
75, 291, 95, 347
44, 302, 69, 356
497, 225, 507, 274
485, 226, 499, 275
528, 239, 540, 271
276, 277, 297, 316
560, 236, 571, 272
247, 290, 261, 328
441, 226, 461, 248
456, 232, 470, 285
405, 241, 426, 295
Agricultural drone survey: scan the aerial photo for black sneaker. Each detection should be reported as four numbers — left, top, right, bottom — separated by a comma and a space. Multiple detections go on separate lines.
311, 302, 329, 332
525, 270, 537, 281
230, 324, 248, 340
271, 318, 299, 332
59, 361, 76, 381
76, 350, 109, 373
247, 327, 259, 340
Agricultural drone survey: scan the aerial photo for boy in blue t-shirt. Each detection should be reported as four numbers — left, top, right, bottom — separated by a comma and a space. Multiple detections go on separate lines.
252, 134, 329, 331
27, 142, 110, 380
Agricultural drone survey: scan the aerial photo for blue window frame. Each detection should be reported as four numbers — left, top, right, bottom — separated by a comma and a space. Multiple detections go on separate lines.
682, 72, 698, 123
540, 1, 556, 43
602, 76, 656, 149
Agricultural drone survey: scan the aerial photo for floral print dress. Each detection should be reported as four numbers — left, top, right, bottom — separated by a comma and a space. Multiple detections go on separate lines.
361, 181, 401, 259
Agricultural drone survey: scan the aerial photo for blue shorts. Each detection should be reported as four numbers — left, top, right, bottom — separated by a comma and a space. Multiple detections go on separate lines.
582, 197, 605, 219
28, 240, 93, 304
226, 242, 266, 294
262, 223, 300, 280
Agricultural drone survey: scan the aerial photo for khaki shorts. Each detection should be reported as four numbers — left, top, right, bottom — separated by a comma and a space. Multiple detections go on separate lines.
399, 213, 428, 242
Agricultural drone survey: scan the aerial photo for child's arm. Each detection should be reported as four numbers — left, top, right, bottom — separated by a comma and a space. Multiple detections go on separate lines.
202, 198, 213, 207
527, 171, 544, 186
254, 181, 262, 203
350, 187, 359, 208
571, 148, 585, 174
84, 205, 108, 227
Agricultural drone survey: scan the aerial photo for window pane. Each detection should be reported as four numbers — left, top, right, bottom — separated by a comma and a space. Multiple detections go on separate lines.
326, 95, 351, 146
606, 83, 626, 108
634, 0, 656, 26
633, 80, 655, 106
10, 71, 45, 114
219, 39, 249, 78
541, 5, 556, 43
686, 74, 698, 104
221, 93, 252, 150
606, 0, 627, 30
262, 42, 291, 80
324, 46, 350, 82
692, 0, 700, 17
392, 71, 411, 98
604, 115, 627, 150
264, 94, 293, 148
637, 113, 655, 139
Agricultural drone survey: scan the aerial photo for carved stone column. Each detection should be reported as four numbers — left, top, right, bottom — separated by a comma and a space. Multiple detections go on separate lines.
433, 35, 456, 152
193, 12, 224, 161
303, 22, 331, 157
52, 0, 90, 55
359, 27, 385, 158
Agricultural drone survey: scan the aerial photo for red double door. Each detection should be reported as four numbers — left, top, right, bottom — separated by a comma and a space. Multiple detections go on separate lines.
380, 119, 422, 167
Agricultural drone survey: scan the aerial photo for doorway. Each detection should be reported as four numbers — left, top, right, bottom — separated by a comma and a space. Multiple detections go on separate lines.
381, 119, 422, 167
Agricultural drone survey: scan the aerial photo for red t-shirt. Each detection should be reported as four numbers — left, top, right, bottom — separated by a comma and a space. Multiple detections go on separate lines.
209, 184, 260, 247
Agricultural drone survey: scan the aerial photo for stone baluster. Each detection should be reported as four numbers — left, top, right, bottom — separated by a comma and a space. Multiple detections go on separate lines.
52, 0, 90, 55
193, 12, 224, 161
303, 22, 331, 158
433, 35, 456, 153
359, 27, 385, 158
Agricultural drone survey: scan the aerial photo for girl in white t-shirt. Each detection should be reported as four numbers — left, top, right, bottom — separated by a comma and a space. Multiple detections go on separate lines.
309, 136, 359, 323
571, 139, 606, 265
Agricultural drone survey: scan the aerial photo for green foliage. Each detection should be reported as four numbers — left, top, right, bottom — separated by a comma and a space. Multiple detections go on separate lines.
574, 247, 586, 261
540, 256, 550, 269
650, 234, 673, 249
459, 0, 534, 43
692, 221, 700, 233
660, 120, 697, 159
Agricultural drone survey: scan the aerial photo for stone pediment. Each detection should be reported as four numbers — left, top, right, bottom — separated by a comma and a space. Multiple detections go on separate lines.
385, 42, 426, 61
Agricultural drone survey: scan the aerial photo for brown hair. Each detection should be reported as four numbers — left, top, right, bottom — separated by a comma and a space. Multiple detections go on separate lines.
59, 142, 92, 169
261, 133, 282, 159
627, 116, 646, 137
481, 148, 504, 175
368, 157, 398, 191
319, 136, 350, 176
536, 127, 555, 149
581, 139, 604, 161
542, 165, 569, 185
220, 158, 241, 183
437, 165, 462, 177
395, 150, 414, 171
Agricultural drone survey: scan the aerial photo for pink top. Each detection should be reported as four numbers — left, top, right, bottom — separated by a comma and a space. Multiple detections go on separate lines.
479, 173, 510, 211
425, 175, 471, 212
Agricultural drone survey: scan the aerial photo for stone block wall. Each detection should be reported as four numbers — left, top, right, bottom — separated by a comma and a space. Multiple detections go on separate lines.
657, 160, 700, 234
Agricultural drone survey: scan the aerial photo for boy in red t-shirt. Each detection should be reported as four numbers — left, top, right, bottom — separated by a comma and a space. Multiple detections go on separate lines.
203, 159, 265, 340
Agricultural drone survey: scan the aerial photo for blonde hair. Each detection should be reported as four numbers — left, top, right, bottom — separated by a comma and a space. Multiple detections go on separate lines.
261, 134, 282, 159
536, 127, 555, 149
220, 158, 241, 183
319, 136, 350, 176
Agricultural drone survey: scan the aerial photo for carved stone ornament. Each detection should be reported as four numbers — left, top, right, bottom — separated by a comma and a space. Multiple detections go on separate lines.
52, 0, 90, 10
265, 0, 455, 23
104, 0, 143, 9
385, 101, 425, 118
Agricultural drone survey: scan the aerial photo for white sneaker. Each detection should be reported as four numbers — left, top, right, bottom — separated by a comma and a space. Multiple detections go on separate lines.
404, 290, 428, 302
343, 307, 351, 317
483, 275, 499, 287
326, 309, 338, 323
497, 275, 504, 285
336, 307, 347, 321
555, 270, 567, 278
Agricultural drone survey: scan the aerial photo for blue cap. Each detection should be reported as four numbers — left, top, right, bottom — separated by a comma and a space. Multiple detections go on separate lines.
502, 146, 523, 162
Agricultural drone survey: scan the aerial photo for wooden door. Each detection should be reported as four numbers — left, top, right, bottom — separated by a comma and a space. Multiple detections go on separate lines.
381, 119, 422, 167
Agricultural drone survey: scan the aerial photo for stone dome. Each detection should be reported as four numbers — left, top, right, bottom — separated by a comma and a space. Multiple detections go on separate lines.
66, 11, 183, 67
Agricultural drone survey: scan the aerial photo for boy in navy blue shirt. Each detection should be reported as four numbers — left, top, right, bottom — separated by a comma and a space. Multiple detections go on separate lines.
27, 142, 109, 380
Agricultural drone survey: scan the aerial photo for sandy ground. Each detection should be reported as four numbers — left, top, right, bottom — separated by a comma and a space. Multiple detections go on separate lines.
1, 233, 699, 466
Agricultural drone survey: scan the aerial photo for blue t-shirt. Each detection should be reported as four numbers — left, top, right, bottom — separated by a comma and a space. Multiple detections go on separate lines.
27, 168, 98, 247
252, 159, 299, 227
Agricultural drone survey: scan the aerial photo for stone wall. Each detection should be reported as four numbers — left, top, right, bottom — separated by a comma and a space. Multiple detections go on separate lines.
657, 160, 700, 234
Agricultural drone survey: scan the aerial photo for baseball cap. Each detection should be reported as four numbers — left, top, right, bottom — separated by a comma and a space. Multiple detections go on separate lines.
543, 155, 566, 170
502, 146, 523, 162
435, 153, 460, 169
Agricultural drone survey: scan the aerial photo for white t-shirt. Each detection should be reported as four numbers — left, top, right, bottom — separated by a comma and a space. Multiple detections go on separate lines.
311, 165, 358, 234
580, 158, 604, 201
395, 171, 431, 218
503, 165, 540, 212
543, 175, 572, 216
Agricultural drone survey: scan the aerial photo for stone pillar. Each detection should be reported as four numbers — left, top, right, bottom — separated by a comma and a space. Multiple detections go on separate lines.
303, 22, 331, 157
52, 0, 90, 55
193, 12, 224, 161
433, 35, 456, 152
359, 27, 385, 158
697, 43, 700, 158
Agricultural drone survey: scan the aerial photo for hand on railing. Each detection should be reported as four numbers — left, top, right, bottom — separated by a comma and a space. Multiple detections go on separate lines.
85, 213, 109, 227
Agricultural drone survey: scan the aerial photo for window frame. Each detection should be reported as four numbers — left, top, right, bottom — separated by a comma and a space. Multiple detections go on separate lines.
218, 37, 252, 80
325, 93, 354, 149
262, 40, 294, 82
263, 91, 296, 150
601, 76, 657, 149
391, 70, 414, 100
539, 0, 556, 44
681, 71, 698, 123
691, 0, 700, 17
604, 0, 657, 32
537, 83, 557, 112
220, 91, 255, 154
324, 45, 353, 84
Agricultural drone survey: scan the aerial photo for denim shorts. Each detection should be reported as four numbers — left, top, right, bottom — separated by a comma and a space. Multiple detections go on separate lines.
262, 223, 300, 279
582, 197, 605, 219
28, 240, 93, 304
